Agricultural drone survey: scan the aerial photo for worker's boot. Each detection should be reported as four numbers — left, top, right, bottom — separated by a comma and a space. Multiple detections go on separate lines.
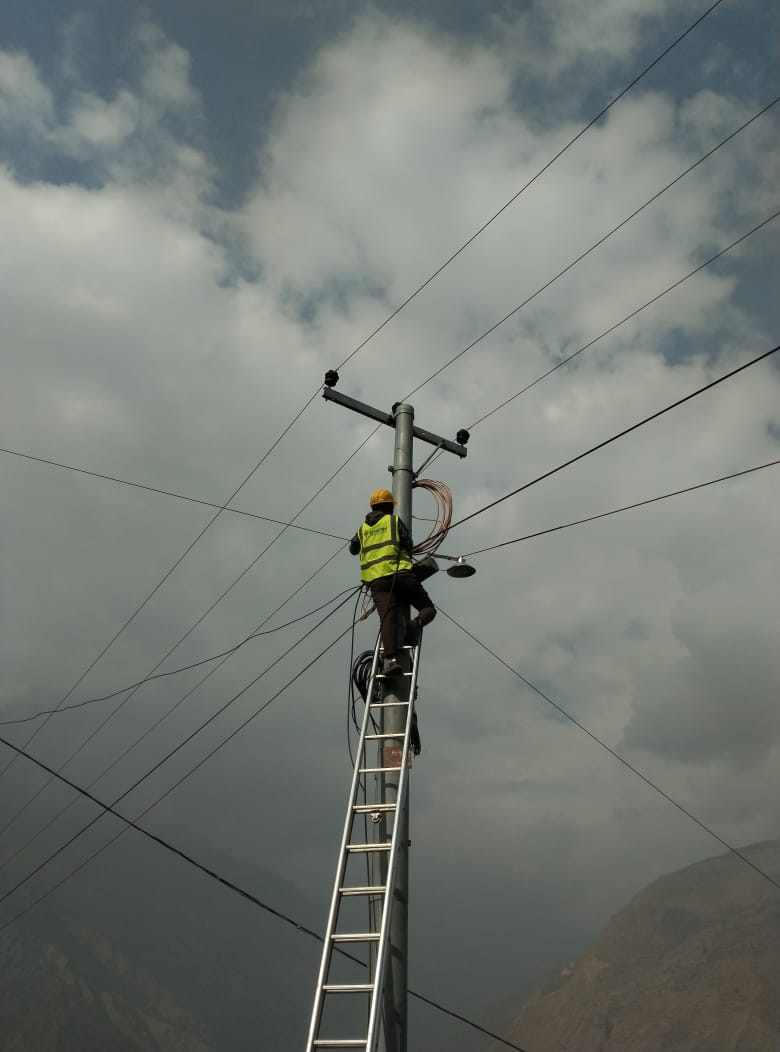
379, 655, 401, 677
404, 617, 422, 646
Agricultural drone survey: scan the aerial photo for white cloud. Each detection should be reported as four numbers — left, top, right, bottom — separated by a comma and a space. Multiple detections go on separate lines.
492, 0, 698, 80
0, 49, 54, 134
59, 88, 141, 152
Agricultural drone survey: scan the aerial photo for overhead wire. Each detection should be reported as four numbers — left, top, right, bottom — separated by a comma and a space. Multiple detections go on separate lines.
0, 388, 323, 791
0, 8, 752, 1039
7, 209, 766, 795
0, 423, 383, 842
0, 589, 361, 909
462, 460, 780, 556
446, 345, 780, 537
438, 607, 780, 893
0, 529, 343, 842
1, 1, 733, 754
6, 464, 451, 862
0, 0, 726, 784
0, 585, 360, 728
0, 545, 350, 873
0, 446, 349, 541
401, 97, 780, 403
335, 0, 728, 375
467, 209, 780, 431
13, 179, 766, 587
0, 734, 530, 1052
0, 0, 737, 826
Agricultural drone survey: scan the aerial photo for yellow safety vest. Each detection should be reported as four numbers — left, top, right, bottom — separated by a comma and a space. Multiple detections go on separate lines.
357, 515, 413, 583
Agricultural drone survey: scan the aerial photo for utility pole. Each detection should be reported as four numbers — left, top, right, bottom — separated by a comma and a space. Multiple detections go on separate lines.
322, 373, 468, 1051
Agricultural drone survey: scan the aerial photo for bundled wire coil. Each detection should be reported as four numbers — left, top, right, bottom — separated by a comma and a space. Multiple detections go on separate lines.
412, 478, 452, 558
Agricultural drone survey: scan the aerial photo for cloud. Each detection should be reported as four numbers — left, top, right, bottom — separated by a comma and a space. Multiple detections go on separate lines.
623, 567, 780, 766
0, 49, 54, 135
0, 6, 777, 1037
492, 0, 699, 82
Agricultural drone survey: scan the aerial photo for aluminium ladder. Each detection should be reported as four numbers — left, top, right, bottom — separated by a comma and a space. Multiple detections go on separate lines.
306, 640, 421, 1051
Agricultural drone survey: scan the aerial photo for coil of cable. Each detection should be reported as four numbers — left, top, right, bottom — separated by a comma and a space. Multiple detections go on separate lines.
412, 478, 452, 558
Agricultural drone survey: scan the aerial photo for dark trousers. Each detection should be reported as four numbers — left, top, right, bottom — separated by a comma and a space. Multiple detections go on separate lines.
370, 571, 436, 659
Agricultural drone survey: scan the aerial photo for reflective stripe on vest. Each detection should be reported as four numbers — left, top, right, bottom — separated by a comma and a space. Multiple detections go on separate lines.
357, 514, 413, 582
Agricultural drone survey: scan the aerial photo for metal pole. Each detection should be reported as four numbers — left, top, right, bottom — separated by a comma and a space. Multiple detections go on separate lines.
319, 378, 466, 1050
381, 403, 414, 1052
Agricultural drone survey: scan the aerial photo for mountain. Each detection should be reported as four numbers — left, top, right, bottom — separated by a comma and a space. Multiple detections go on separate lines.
0, 829, 321, 1050
495, 840, 780, 1052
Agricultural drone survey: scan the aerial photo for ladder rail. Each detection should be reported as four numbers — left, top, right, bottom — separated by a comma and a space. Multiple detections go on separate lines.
305, 640, 384, 1050
306, 641, 422, 1052
365, 642, 420, 1052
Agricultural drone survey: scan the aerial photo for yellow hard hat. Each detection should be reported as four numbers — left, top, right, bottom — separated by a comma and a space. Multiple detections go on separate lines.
369, 488, 396, 506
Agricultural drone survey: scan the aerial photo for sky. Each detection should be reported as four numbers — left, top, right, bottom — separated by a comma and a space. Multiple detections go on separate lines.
0, 1, 778, 1048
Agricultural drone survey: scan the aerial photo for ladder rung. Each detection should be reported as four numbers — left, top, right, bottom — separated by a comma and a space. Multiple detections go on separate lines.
313, 1042, 367, 1048
346, 842, 390, 852
359, 766, 403, 774
369, 701, 409, 708
365, 733, 405, 740
332, 932, 380, 942
339, 885, 386, 896
323, 983, 375, 993
353, 803, 396, 813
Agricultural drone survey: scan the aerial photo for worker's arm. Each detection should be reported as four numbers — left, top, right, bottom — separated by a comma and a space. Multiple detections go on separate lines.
397, 518, 413, 552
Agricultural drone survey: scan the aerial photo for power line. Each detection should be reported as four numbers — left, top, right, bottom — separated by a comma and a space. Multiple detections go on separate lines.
0, 388, 322, 788
340, 122, 778, 491
0, 734, 530, 1052
0, 591, 359, 910
0, 531, 342, 841
463, 460, 780, 556
0, 388, 394, 857
402, 96, 779, 402
335, 0, 727, 374
0, 585, 360, 728
0, 0, 731, 706
0, 0, 727, 745
439, 608, 780, 893
0, 445, 348, 541
0, 545, 350, 874
448, 345, 780, 535
0, 406, 387, 848
467, 210, 780, 430
0, 0, 740, 831
0, 420, 381, 840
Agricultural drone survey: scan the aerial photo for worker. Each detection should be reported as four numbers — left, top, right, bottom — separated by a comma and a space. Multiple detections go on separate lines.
350, 488, 436, 675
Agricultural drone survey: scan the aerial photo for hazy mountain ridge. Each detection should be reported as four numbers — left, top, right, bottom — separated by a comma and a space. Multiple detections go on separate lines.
1, 920, 210, 1052
0, 832, 319, 1050
496, 840, 780, 1052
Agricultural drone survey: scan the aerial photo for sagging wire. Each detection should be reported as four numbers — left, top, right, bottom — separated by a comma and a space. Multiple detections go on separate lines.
1, 585, 363, 727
